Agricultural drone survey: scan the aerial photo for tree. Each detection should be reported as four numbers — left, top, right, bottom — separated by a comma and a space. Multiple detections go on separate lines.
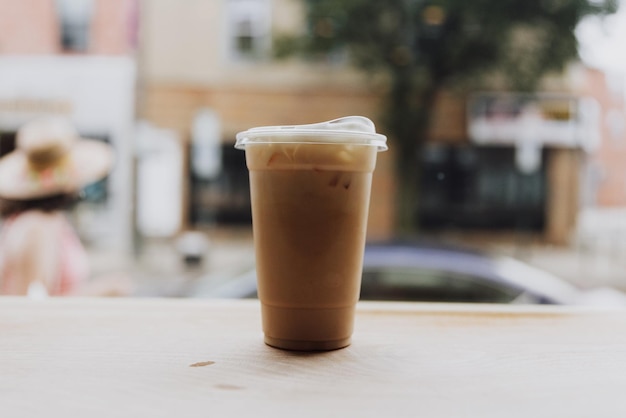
275, 0, 617, 236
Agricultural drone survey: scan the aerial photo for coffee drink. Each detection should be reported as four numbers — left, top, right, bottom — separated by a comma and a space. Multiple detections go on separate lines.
236, 117, 387, 350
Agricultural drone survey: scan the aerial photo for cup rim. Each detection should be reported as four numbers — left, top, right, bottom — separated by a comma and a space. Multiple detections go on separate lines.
235, 117, 388, 151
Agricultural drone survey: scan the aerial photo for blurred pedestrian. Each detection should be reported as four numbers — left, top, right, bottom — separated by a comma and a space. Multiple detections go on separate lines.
0, 117, 129, 296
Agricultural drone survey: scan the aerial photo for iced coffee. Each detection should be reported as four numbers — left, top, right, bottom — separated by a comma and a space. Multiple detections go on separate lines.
236, 117, 387, 351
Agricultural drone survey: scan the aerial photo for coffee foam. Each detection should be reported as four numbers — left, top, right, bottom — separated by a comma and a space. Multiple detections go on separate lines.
245, 143, 377, 172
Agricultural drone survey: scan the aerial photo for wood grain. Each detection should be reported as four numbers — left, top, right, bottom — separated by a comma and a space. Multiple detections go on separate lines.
1, 298, 626, 417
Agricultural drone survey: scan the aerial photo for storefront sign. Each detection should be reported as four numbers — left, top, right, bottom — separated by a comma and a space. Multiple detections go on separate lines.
468, 92, 601, 152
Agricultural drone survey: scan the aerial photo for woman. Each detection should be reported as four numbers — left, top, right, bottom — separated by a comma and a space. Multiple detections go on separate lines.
0, 117, 123, 296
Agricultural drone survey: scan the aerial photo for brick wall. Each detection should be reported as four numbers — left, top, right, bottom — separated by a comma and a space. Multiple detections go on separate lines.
0, 0, 135, 55
91, 0, 138, 55
0, 0, 59, 54
582, 68, 626, 207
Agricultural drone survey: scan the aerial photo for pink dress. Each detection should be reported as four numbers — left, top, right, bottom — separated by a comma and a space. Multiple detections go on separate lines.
0, 212, 89, 296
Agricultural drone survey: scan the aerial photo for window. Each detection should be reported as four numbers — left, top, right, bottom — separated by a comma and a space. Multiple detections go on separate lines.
0, 131, 16, 160
189, 143, 252, 226
55, 0, 94, 52
226, 0, 271, 61
360, 267, 523, 303
419, 145, 547, 231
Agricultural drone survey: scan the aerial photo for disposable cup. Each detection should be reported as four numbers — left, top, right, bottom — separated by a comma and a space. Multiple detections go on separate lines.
236, 116, 387, 351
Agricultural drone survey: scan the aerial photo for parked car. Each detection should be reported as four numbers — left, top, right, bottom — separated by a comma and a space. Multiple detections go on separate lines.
191, 241, 626, 306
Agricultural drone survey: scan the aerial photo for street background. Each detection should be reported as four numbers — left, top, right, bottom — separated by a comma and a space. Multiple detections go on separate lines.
2, 0, 626, 300
89, 212, 626, 298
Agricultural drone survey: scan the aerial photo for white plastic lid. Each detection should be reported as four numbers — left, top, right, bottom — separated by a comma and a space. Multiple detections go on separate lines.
235, 116, 388, 151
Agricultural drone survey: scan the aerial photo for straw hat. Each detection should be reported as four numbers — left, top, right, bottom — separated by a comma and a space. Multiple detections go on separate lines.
0, 117, 114, 200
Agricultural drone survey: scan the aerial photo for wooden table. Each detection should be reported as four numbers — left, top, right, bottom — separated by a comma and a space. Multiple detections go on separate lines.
2, 298, 626, 417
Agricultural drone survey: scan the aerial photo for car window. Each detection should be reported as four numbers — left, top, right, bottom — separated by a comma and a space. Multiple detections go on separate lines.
360, 267, 524, 303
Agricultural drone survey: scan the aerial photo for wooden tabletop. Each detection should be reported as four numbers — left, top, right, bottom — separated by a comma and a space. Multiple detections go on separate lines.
2, 298, 626, 417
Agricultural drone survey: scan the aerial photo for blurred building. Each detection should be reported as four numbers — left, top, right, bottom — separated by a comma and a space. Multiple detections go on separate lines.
139, 0, 402, 240
7, 2, 623, 254
580, 69, 626, 208
0, 0, 138, 252
138, 0, 624, 245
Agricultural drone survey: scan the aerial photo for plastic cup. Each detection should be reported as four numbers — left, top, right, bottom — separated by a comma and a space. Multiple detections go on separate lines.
235, 116, 387, 351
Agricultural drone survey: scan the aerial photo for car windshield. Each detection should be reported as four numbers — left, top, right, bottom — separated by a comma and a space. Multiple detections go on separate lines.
360, 267, 525, 303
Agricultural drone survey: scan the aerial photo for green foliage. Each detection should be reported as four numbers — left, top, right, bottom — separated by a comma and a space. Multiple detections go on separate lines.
274, 0, 618, 234
291, 0, 617, 90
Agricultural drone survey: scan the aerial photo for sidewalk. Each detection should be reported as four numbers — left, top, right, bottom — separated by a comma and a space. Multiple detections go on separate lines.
520, 207, 626, 292
490, 243, 626, 292
88, 229, 255, 297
